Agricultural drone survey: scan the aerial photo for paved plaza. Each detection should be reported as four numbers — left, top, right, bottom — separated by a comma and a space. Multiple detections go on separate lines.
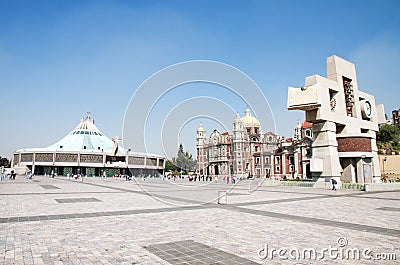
0, 176, 399, 264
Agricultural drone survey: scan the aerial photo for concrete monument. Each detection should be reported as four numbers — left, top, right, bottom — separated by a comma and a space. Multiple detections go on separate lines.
288, 55, 383, 185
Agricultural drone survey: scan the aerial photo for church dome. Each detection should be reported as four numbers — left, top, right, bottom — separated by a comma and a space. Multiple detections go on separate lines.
240, 108, 260, 125
197, 122, 205, 132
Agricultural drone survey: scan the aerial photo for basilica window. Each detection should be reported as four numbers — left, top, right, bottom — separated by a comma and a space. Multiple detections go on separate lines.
21, 153, 33, 162
36, 153, 53, 162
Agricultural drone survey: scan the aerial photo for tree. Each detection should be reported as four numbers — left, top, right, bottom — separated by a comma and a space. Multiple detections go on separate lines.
377, 124, 399, 142
165, 160, 177, 172
377, 124, 400, 154
0, 157, 10, 167
165, 144, 196, 174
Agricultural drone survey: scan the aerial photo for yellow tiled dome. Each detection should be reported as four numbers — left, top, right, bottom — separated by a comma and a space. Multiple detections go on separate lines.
240, 109, 259, 125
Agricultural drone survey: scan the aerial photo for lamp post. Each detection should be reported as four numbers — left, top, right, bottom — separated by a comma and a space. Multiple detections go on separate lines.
361, 155, 366, 183
383, 156, 387, 180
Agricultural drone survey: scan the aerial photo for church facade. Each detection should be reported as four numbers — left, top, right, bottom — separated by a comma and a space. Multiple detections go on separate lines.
196, 109, 312, 179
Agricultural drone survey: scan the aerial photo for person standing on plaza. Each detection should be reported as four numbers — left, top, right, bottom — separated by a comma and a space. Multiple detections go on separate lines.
0, 166, 4, 181
331, 178, 337, 190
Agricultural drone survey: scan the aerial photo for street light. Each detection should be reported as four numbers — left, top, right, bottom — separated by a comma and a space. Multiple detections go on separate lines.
383, 156, 387, 180
361, 155, 366, 183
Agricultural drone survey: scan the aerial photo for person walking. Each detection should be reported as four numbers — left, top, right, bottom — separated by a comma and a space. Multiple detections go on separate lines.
331, 178, 337, 191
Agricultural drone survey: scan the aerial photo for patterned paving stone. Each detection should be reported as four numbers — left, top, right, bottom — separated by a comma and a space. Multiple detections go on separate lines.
1, 176, 399, 264
39, 184, 60, 189
377, 207, 400, 212
54, 198, 102, 203
146, 240, 259, 264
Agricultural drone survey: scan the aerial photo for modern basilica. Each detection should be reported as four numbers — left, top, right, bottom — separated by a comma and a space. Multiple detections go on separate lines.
13, 113, 165, 177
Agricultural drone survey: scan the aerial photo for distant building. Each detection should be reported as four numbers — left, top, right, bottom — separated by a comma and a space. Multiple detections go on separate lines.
13, 113, 165, 176
376, 104, 389, 126
392, 109, 400, 125
379, 155, 400, 178
197, 109, 275, 178
275, 121, 313, 179
196, 109, 312, 179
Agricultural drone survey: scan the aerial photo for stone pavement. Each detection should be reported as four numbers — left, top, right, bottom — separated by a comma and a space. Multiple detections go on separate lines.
0, 176, 399, 264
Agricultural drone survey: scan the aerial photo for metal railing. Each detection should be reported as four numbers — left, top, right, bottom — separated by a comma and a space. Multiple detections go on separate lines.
340, 182, 365, 190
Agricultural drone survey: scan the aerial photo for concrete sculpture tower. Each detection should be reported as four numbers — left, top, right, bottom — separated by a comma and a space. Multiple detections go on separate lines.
287, 55, 383, 185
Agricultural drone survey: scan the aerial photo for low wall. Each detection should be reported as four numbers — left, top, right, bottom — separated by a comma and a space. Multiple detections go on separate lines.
364, 182, 400, 192
256, 178, 400, 191
261, 179, 316, 188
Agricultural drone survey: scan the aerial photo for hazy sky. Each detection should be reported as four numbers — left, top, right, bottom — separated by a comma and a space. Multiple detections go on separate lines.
1, 0, 399, 159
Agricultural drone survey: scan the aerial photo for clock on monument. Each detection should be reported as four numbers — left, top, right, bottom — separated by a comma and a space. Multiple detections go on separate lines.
360, 100, 372, 119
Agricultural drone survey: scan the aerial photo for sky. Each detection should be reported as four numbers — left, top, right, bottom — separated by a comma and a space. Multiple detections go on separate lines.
1, 0, 399, 160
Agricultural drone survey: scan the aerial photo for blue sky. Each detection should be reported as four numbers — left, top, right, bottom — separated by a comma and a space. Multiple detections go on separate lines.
1, 0, 399, 159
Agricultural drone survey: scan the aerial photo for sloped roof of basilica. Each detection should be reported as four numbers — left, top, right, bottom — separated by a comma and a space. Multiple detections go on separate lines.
46, 114, 115, 152
16, 114, 115, 153
15, 113, 164, 158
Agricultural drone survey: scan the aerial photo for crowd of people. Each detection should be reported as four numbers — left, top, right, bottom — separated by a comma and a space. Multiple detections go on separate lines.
0, 167, 16, 181
159, 174, 242, 184
0, 169, 348, 191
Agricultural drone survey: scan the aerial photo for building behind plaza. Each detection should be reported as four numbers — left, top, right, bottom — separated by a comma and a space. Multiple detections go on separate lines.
13, 113, 165, 177
196, 109, 312, 180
